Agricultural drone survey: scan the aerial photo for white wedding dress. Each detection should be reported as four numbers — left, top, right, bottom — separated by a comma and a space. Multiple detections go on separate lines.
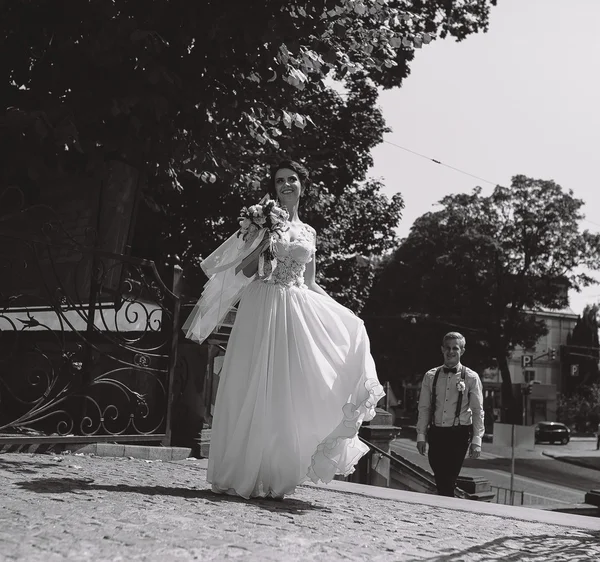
207, 223, 385, 499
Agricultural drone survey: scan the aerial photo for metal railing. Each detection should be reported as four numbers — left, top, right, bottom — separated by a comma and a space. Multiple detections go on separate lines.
358, 436, 476, 500
491, 485, 524, 505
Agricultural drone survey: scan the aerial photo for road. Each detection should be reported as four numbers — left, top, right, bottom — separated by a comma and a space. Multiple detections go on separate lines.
391, 437, 600, 507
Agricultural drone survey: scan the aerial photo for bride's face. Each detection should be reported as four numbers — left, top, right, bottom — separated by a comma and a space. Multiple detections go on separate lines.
274, 168, 303, 206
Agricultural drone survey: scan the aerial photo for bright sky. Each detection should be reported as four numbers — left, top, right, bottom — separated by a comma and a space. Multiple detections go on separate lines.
370, 0, 600, 316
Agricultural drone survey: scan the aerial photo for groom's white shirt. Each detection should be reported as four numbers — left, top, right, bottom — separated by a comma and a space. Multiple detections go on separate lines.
416, 363, 485, 447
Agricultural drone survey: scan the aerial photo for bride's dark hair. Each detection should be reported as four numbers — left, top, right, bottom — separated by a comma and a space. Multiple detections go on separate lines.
268, 160, 311, 198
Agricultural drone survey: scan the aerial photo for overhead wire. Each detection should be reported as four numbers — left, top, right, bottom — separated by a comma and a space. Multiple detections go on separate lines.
381, 139, 600, 230
333, 84, 600, 229
383, 140, 498, 187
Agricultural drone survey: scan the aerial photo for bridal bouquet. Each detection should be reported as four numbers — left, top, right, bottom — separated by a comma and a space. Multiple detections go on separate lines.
236, 198, 289, 280
237, 199, 289, 242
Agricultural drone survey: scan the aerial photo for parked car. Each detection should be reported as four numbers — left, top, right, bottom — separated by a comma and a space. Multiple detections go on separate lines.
534, 422, 570, 445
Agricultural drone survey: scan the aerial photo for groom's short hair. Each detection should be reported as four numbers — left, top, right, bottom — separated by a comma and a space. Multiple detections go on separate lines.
442, 332, 466, 350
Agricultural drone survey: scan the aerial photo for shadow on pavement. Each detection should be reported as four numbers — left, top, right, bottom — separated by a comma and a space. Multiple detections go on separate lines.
13, 477, 332, 515
425, 531, 600, 561
0, 458, 61, 475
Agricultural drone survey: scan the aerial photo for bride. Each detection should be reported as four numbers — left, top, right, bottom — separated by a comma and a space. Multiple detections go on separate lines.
184, 160, 385, 499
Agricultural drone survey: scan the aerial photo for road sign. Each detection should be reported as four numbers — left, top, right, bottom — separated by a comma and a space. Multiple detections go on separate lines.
521, 355, 533, 368
570, 364, 580, 377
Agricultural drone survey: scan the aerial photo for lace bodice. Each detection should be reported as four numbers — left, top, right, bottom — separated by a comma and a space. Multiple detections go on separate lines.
261, 224, 316, 288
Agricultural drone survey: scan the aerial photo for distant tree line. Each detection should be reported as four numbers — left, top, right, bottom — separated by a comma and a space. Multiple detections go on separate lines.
364, 177, 600, 422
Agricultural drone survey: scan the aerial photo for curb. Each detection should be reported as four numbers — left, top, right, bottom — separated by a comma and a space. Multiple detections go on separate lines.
537, 503, 600, 517
306, 478, 600, 530
0, 442, 192, 461
71, 443, 193, 461
542, 450, 600, 472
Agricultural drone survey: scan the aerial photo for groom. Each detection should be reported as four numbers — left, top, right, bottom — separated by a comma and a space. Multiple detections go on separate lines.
416, 332, 485, 497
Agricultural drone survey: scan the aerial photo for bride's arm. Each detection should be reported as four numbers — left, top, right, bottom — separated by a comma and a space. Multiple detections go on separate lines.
235, 229, 270, 278
304, 255, 330, 297
241, 236, 270, 277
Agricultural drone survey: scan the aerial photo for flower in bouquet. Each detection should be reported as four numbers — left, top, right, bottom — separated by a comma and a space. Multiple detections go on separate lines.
238, 199, 289, 242
261, 199, 289, 234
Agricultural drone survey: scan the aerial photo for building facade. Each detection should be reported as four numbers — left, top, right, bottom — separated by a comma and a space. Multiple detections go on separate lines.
481, 307, 578, 426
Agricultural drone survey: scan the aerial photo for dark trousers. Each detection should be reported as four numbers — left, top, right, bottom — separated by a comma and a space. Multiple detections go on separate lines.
427, 425, 472, 497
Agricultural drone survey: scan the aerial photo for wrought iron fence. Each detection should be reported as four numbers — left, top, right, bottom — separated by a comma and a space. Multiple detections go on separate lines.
0, 206, 181, 446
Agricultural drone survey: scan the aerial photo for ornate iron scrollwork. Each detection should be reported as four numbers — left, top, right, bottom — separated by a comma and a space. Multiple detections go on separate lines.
133, 353, 151, 368
0, 196, 181, 444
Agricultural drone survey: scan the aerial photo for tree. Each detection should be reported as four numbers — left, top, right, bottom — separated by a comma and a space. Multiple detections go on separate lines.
365, 176, 600, 420
1, 0, 498, 198
313, 177, 404, 310
139, 76, 405, 311
562, 304, 600, 394
557, 383, 600, 432
1, 1, 497, 308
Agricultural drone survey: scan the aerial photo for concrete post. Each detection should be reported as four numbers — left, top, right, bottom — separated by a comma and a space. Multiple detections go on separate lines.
356, 408, 401, 488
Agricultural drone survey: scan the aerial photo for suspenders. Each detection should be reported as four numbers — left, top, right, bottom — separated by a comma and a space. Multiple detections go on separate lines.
429, 367, 442, 427
429, 365, 467, 428
454, 365, 468, 425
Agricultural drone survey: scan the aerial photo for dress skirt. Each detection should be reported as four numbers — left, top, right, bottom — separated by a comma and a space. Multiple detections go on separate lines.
207, 279, 385, 499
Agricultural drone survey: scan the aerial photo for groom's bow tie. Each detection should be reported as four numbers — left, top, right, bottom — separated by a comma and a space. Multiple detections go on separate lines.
443, 366, 457, 374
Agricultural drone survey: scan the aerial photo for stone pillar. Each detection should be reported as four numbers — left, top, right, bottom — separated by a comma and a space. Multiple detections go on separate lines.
170, 342, 208, 456
585, 490, 600, 511
456, 475, 495, 501
355, 408, 401, 488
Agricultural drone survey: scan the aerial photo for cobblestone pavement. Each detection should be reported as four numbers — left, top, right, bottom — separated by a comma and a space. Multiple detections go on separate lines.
1, 452, 599, 562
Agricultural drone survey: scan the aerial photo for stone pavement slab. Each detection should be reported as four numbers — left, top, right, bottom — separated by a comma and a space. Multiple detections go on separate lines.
1, 452, 599, 562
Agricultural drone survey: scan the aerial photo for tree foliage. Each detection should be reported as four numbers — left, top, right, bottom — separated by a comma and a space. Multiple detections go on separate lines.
0, 0, 497, 309
364, 176, 600, 419
557, 383, 600, 432
1, 0, 497, 195
139, 77, 405, 310
562, 305, 600, 394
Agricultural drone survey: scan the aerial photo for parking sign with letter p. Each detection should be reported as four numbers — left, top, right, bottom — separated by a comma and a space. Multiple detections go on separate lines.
521, 355, 533, 368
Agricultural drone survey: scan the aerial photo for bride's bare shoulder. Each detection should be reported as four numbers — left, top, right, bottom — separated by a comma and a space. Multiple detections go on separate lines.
302, 223, 317, 237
